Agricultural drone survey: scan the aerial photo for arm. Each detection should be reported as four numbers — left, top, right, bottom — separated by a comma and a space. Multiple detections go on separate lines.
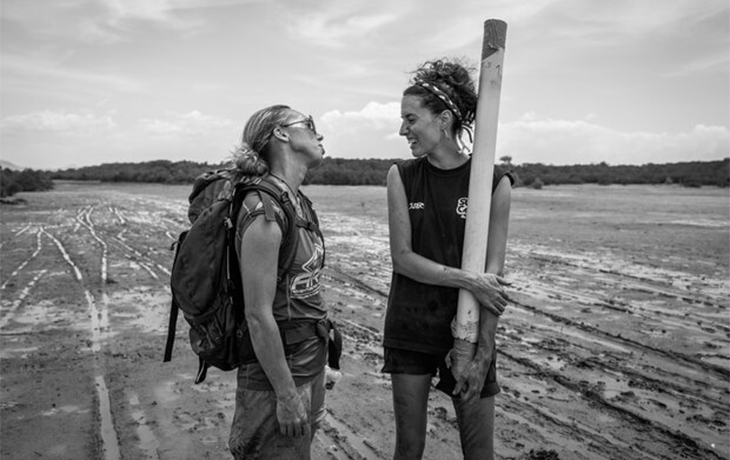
454, 176, 512, 399
239, 214, 307, 437
387, 165, 509, 316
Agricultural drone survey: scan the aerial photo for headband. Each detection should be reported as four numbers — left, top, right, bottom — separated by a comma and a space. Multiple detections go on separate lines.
415, 80, 463, 121
415, 79, 474, 153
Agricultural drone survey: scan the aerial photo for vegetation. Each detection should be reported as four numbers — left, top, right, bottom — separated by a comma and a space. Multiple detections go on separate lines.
1, 168, 55, 198
1, 157, 727, 198
501, 157, 729, 189
50, 160, 213, 184
303, 158, 393, 185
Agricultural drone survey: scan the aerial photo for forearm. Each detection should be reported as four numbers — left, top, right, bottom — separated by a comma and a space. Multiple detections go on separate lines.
393, 249, 482, 291
474, 176, 511, 357
474, 307, 498, 362
247, 312, 298, 398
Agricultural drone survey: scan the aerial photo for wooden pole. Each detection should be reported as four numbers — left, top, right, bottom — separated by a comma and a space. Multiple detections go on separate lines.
452, 20, 507, 350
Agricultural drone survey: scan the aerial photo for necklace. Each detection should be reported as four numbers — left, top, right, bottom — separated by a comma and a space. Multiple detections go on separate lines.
269, 173, 301, 214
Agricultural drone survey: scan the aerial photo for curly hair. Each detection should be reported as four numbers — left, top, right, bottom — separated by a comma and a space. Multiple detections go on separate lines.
230, 104, 291, 176
403, 58, 477, 136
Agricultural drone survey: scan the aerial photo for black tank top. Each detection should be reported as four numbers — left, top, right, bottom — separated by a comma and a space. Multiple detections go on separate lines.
383, 156, 511, 355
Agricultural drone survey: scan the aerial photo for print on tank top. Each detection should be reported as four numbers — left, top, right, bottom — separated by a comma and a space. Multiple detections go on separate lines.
290, 241, 324, 300
456, 197, 468, 219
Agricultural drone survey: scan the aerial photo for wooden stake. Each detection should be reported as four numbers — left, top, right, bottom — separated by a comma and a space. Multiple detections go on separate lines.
452, 19, 508, 344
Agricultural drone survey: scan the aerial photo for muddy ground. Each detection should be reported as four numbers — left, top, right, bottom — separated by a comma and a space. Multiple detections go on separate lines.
1, 182, 728, 460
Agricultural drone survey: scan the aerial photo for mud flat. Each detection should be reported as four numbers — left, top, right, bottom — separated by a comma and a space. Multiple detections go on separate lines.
1, 182, 728, 459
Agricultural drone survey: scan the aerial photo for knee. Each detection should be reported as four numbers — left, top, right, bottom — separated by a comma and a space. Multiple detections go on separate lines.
228, 436, 243, 459
395, 436, 426, 460
228, 430, 248, 459
229, 427, 255, 459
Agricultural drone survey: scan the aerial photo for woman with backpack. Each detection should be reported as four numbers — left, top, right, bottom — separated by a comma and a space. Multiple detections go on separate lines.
228, 104, 331, 459
382, 59, 513, 460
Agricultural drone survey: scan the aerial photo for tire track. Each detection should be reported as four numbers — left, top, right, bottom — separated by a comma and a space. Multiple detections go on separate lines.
76, 206, 109, 282
501, 349, 725, 460
41, 226, 122, 460
1, 227, 43, 290
510, 296, 728, 381
110, 236, 169, 279
329, 271, 728, 459
0, 223, 32, 250
72, 203, 165, 459
0, 267, 48, 329
318, 411, 388, 460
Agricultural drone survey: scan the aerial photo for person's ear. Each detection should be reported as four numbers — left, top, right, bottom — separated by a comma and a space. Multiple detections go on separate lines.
272, 128, 288, 142
439, 110, 453, 131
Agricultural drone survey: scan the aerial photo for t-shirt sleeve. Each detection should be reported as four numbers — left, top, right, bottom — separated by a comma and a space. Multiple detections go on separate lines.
234, 191, 288, 253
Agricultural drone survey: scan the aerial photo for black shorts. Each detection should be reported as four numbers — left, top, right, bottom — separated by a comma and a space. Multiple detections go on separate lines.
381, 346, 500, 398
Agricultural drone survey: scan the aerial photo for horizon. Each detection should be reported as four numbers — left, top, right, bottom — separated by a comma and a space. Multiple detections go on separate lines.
3, 156, 729, 174
1, 0, 728, 170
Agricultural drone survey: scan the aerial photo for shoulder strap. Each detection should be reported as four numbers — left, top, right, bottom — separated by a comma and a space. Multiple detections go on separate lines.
231, 176, 300, 277
295, 191, 325, 267
163, 230, 188, 363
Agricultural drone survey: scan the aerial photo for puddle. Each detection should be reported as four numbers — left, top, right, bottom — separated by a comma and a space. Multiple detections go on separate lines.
154, 376, 196, 404
95, 375, 121, 460
108, 291, 169, 333
41, 405, 90, 416
128, 391, 161, 459
0, 346, 39, 359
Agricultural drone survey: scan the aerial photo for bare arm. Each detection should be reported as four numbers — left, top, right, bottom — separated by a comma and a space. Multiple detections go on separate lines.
239, 214, 307, 437
456, 176, 512, 399
387, 164, 509, 316
476, 175, 512, 356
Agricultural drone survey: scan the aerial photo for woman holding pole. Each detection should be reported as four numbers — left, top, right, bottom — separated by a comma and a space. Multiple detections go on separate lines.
382, 57, 513, 460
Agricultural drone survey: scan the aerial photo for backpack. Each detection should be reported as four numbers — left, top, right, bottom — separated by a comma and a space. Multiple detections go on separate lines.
163, 169, 341, 384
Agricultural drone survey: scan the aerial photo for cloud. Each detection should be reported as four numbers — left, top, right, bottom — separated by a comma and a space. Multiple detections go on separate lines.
282, 0, 410, 48
500, 114, 730, 165
140, 110, 235, 138
1, 108, 240, 169
321, 101, 400, 136
318, 105, 729, 165
2, 53, 143, 94
318, 101, 403, 159
0, 0, 251, 44
1, 110, 117, 136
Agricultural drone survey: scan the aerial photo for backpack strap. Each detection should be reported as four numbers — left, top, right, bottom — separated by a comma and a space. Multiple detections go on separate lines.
195, 359, 210, 384
231, 176, 301, 277
163, 230, 188, 363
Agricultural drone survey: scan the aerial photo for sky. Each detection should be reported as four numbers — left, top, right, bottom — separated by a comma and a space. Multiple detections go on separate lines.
1, 0, 728, 170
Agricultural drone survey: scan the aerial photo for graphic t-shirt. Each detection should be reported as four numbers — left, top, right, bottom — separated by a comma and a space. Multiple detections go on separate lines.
383, 157, 511, 356
235, 183, 327, 389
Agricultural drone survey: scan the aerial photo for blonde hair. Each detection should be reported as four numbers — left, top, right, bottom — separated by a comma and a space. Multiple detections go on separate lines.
232, 104, 291, 176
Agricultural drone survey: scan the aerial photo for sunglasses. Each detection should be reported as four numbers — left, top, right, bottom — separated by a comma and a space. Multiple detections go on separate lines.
280, 115, 318, 136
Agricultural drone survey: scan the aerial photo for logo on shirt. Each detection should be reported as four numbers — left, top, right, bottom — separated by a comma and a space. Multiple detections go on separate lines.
456, 197, 468, 219
290, 242, 324, 299
409, 202, 425, 210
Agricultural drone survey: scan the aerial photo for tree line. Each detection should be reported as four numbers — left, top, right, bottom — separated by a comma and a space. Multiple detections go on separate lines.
1, 168, 55, 198
505, 158, 729, 189
1, 157, 727, 198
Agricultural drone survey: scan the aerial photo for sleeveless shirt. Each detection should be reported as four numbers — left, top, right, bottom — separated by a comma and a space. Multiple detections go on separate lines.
235, 186, 327, 389
383, 156, 512, 356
